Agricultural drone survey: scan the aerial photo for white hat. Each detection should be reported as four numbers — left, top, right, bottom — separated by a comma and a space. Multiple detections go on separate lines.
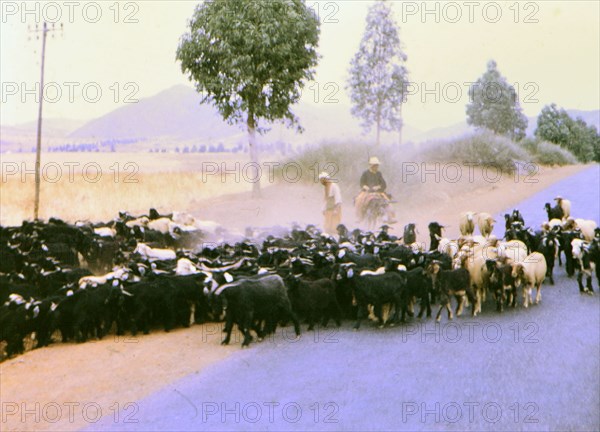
369, 156, 380, 165
318, 172, 330, 181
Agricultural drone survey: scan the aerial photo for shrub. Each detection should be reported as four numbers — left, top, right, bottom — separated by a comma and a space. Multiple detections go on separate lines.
529, 141, 578, 166
284, 140, 410, 189
418, 130, 528, 172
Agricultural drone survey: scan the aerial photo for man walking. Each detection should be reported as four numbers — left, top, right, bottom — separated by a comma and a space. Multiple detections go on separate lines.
319, 172, 342, 235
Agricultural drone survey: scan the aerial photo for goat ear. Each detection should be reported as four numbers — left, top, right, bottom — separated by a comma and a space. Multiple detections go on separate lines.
434, 234, 442, 240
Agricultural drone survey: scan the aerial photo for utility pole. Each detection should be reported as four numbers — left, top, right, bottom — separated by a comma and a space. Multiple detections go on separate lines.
29, 22, 63, 220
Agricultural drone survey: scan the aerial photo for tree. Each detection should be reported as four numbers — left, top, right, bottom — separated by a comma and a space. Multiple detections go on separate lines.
565, 119, 597, 162
348, 0, 408, 146
535, 104, 571, 146
177, 0, 320, 196
536, 104, 599, 162
466, 60, 528, 141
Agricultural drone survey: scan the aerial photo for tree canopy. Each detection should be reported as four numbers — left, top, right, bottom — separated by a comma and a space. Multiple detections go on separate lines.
176, 0, 321, 194
535, 104, 599, 162
348, 0, 408, 146
466, 60, 528, 141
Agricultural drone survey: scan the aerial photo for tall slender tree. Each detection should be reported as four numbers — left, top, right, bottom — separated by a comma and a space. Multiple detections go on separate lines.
177, 0, 320, 196
466, 60, 528, 141
348, 0, 408, 147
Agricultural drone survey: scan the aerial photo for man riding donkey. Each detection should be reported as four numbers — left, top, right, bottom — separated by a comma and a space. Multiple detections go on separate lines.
355, 156, 397, 225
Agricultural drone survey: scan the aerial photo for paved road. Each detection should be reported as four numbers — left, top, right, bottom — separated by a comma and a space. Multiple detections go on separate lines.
88, 165, 600, 432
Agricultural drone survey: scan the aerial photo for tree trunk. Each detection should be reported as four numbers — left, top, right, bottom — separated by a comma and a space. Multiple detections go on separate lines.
247, 113, 261, 198
398, 102, 403, 146
398, 125, 402, 147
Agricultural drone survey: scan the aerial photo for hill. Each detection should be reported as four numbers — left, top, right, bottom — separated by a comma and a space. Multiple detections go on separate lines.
67, 85, 422, 147
2, 84, 597, 153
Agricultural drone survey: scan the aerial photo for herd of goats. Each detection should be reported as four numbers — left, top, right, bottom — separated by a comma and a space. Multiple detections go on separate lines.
1, 196, 599, 356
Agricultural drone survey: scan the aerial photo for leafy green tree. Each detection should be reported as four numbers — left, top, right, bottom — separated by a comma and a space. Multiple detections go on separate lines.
177, 0, 320, 196
348, 0, 408, 146
466, 60, 528, 141
535, 104, 571, 146
567, 119, 597, 162
536, 104, 599, 162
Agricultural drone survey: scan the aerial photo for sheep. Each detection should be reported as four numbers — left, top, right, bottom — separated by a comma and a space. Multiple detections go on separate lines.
94, 227, 116, 237
435, 236, 460, 257
133, 243, 177, 261
426, 262, 476, 321
511, 252, 547, 308
125, 216, 149, 228
504, 222, 536, 253
544, 202, 563, 221
408, 242, 425, 253
147, 218, 172, 234
541, 219, 563, 232
536, 232, 559, 285
428, 222, 445, 251
477, 212, 496, 238
562, 218, 597, 241
497, 240, 528, 264
175, 258, 199, 275
172, 211, 197, 226
360, 264, 406, 277
574, 219, 598, 242
554, 196, 571, 219
457, 253, 491, 316
78, 267, 129, 288
571, 239, 595, 294
486, 257, 517, 312
459, 211, 477, 236
360, 267, 386, 277
588, 237, 600, 289
504, 209, 525, 231
403, 223, 417, 245
455, 235, 486, 253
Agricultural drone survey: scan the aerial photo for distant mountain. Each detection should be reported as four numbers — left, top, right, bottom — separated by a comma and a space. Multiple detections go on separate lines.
68, 85, 242, 142
3, 84, 597, 152
68, 85, 422, 147
69, 84, 598, 147
0, 118, 88, 153
3, 118, 86, 138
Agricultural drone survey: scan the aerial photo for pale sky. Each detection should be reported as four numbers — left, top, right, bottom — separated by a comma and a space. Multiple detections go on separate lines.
1, 0, 598, 131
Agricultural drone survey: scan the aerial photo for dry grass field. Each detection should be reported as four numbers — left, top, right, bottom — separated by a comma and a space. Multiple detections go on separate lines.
0, 152, 591, 233
0, 152, 263, 225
